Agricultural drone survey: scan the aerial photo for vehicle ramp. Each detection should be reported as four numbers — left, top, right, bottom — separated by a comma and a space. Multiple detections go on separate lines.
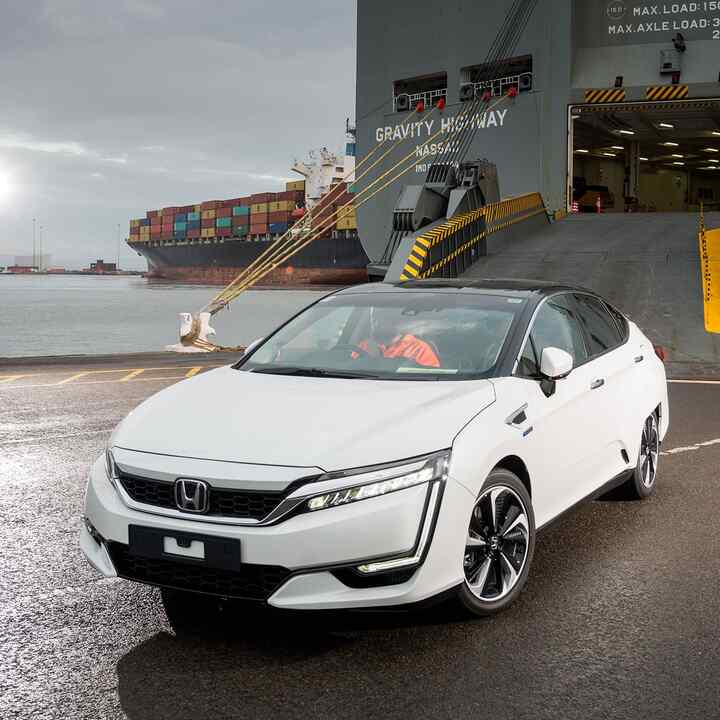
460, 212, 720, 370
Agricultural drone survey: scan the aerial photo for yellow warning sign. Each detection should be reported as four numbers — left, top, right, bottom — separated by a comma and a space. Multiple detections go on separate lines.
699, 226, 720, 334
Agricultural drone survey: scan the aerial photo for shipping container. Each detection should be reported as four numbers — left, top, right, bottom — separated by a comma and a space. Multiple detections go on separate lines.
174, 221, 187, 231
217, 227, 232, 237
130, 218, 141, 229
150, 215, 162, 226
268, 200, 295, 212
336, 216, 358, 230
250, 223, 268, 235
160, 231, 173, 241
187, 220, 200, 230
187, 228, 201, 239
232, 215, 250, 226
200, 200, 220, 211
269, 222, 289, 234
233, 225, 249, 237
187, 211, 200, 222
162, 207, 179, 216
232, 205, 250, 216
269, 210, 292, 223
250, 192, 275, 204
162, 223, 173, 232
201, 228, 214, 238
216, 207, 232, 218
201, 209, 216, 220
150, 228, 161, 237
174, 213, 187, 223
174, 230, 187, 239
285, 180, 305, 192
250, 203, 268, 214
139, 218, 150, 227
336, 204, 356, 220
146, 210, 159, 219
201, 218, 215, 229
216, 217, 232, 228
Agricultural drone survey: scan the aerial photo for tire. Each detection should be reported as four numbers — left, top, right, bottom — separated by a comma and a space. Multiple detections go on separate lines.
457, 468, 536, 616
161, 587, 228, 634
622, 411, 660, 500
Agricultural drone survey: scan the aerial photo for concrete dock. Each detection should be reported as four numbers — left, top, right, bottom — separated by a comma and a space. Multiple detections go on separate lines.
2, 352, 720, 719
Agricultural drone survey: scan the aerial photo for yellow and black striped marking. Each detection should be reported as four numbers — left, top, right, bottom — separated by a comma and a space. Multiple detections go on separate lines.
584, 88, 626, 104
646, 85, 689, 101
400, 192, 546, 281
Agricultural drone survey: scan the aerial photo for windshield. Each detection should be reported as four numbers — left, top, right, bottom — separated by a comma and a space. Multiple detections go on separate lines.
237, 291, 526, 380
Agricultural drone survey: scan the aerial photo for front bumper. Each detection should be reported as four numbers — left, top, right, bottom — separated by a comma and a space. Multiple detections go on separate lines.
82, 456, 472, 609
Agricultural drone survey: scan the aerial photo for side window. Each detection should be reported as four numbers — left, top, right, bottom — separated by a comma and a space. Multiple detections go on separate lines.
573, 294, 623, 357
516, 336, 540, 378
529, 295, 588, 367
606, 302, 629, 340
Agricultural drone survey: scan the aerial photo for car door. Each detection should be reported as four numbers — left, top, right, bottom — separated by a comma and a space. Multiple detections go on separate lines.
511, 293, 603, 525
571, 293, 637, 484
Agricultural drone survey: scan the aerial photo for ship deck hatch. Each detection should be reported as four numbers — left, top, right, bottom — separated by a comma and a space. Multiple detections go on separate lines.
568, 98, 720, 214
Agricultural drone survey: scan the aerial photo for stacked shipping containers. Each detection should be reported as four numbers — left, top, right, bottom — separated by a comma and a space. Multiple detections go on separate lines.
128, 181, 305, 244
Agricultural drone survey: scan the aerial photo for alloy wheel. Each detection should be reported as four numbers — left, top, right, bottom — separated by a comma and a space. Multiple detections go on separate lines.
639, 414, 659, 488
464, 485, 530, 602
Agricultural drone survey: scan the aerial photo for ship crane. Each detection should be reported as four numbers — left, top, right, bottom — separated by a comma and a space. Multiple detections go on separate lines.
172, 0, 538, 352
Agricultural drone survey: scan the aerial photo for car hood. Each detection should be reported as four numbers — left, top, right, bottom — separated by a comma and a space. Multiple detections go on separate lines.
112, 366, 496, 471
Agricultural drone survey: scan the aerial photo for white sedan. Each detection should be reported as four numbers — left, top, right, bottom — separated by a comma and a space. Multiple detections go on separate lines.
81, 279, 668, 624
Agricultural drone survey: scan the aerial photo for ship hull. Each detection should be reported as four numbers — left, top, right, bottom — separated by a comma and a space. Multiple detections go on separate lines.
130, 235, 369, 286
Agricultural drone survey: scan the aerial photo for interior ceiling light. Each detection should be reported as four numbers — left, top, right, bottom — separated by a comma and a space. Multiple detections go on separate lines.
672, 161, 685, 165
640, 156, 649, 161
661, 141, 679, 147
703, 147, 719, 152
712, 131, 720, 136
602, 152, 617, 157
671, 154, 684, 158
658, 122, 675, 129
574, 149, 590, 153
708, 159, 719, 163
611, 145, 624, 150
618, 129, 635, 135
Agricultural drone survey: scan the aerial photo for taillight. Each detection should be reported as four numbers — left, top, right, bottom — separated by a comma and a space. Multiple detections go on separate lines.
653, 344, 667, 362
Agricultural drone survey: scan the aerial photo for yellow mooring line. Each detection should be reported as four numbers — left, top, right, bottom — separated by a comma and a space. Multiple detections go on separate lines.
699, 202, 720, 334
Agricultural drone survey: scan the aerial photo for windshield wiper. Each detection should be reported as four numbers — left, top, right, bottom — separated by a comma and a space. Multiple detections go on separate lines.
248, 365, 378, 379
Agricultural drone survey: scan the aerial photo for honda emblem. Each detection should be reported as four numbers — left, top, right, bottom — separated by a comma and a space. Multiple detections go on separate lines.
174, 478, 210, 513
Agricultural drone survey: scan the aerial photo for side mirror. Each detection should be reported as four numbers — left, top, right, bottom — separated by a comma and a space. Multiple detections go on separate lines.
243, 337, 263, 355
540, 347, 573, 380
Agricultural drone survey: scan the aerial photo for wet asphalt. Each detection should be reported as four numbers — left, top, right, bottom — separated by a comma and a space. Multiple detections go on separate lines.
1, 354, 720, 720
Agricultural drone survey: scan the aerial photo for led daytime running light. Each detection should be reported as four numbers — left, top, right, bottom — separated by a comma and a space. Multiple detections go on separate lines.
306, 455, 447, 512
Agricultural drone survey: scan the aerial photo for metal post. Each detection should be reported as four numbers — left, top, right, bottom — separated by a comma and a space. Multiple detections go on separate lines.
32, 217, 36, 269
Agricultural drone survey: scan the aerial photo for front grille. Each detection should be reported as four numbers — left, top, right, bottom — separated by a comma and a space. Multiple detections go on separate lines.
117, 472, 284, 521
107, 542, 291, 600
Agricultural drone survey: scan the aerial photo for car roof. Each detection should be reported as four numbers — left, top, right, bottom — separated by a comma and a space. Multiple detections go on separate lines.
335, 278, 594, 299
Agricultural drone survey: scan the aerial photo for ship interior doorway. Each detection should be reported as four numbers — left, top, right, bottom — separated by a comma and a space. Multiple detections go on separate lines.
568, 99, 720, 214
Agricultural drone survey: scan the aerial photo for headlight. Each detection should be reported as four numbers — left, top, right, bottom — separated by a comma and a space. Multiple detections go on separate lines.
105, 447, 117, 483
305, 451, 450, 512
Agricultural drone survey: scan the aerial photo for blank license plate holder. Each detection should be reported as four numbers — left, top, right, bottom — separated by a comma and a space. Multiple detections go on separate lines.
128, 525, 241, 571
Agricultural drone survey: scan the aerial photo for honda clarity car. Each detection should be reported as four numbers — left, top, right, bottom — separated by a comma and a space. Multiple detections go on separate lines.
81, 280, 668, 623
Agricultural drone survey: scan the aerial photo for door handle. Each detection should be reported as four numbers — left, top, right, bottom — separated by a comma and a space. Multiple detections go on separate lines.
634, 354, 644, 363
590, 378, 605, 390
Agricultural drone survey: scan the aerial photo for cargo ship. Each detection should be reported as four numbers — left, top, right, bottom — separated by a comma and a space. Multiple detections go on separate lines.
127, 132, 368, 286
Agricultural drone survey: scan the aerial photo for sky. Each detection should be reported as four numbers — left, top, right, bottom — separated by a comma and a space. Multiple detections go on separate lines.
0, 0, 356, 270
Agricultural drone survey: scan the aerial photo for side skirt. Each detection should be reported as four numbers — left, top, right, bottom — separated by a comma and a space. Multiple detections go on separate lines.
537, 469, 634, 535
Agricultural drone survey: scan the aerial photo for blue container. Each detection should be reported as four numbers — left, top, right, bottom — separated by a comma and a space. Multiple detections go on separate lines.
187, 211, 200, 222
174, 230, 186, 239
174, 221, 187, 231
216, 217, 232, 228
187, 220, 200, 230
232, 205, 250, 216
269, 222, 289, 234
174, 213, 187, 222
140, 218, 150, 226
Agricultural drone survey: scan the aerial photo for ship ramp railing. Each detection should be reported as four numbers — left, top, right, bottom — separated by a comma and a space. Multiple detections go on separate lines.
397, 192, 547, 281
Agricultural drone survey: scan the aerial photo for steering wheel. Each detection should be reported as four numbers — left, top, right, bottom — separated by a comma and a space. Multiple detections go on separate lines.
329, 343, 372, 359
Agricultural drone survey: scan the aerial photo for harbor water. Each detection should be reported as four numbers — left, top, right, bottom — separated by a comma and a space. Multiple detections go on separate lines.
0, 275, 327, 358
